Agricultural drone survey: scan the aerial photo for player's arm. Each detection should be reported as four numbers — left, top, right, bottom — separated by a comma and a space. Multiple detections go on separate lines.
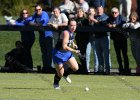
72, 41, 78, 49
62, 31, 79, 54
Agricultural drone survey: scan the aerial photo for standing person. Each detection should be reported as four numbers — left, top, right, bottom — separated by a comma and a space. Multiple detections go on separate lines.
74, 7, 90, 73
107, 7, 130, 75
59, 0, 76, 19
122, 11, 140, 75
86, 7, 98, 72
11, 9, 35, 70
77, 0, 89, 13
48, 7, 69, 47
118, 0, 132, 21
88, 0, 106, 8
94, 6, 110, 74
29, 5, 54, 73
53, 19, 79, 89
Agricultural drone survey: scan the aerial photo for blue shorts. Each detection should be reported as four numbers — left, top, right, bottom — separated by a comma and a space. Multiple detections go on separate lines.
53, 48, 74, 65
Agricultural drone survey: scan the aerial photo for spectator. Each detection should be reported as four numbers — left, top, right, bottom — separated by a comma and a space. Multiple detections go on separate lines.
118, 0, 132, 21
94, 6, 110, 74
107, 7, 130, 75
86, 7, 98, 72
14, 9, 35, 70
48, 7, 69, 47
74, 7, 90, 73
1, 41, 31, 72
53, 19, 79, 89
29, 5, 55, 73
77, 0, 89, 13
122, 11, 140, 75
59, 0, 76, 19
88, 0, 106, 8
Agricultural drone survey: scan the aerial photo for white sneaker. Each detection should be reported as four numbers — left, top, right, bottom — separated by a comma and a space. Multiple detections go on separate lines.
63, 76, 72, 83
53, 84, 61, 89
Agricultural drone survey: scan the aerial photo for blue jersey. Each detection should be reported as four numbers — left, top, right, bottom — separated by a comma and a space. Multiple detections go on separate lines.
55, 30, 74, 50
53, 31, 75, 64
30, 11, 53, 37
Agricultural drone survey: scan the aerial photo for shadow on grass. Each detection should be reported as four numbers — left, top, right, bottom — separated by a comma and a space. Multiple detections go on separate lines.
3, 87, 49, 90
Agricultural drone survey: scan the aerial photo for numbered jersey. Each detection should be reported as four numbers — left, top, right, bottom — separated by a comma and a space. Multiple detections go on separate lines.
55, 30, 74, 50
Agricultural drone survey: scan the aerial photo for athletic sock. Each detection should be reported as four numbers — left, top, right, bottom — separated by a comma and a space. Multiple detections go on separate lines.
53, 74, 61, 85
63, 68, 73, 77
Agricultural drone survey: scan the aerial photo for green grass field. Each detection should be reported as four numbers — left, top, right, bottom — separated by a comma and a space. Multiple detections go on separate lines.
0, 16, 139, 100
0, 73, 139, 100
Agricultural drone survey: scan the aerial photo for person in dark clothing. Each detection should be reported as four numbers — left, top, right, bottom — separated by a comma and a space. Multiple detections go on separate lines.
74, 7, 90, 73
7, 9, 35, 70
15, 9, 35, 70
107, 7, 130, 75
1, 41, 31, 72
122, 11, 140, 75
88, 0, 106, 8
94, 6, 110, 74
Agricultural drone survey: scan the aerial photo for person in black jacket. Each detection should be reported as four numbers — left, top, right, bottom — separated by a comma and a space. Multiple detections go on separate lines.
107, 7, 130, 75
74, 7, 90, 73
88, 0, 106, 8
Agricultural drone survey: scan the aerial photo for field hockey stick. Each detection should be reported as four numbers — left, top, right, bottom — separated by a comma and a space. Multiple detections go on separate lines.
75, 47, 86, 59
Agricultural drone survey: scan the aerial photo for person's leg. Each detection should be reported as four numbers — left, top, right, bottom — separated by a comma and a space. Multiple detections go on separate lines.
130, 39, 140, 73
101, 0, 106, 8
130, 40, 137, 62
119, 0, 123, 15
86, 42, 91, 72
42, 36, 54, 72
121, 39, 129, 70
113, 40, 123, 74
121, 39, 129, 74
119, 0, 128, 20
108, 35, 112, 70
136, 39, 140, 74
39, 33, 48, 68
64, 57, 79, 77
59, 57, 79, 83
95, 38, 104, 73
126, 0, 132, 21
101, 36, 110, 74
53, 63, 64, 89
92, 41, 99, 72
22, 39, 34, 69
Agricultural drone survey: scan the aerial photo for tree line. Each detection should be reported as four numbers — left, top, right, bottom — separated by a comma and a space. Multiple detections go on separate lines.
0, 0, 40, 16
0, 0, 118, 16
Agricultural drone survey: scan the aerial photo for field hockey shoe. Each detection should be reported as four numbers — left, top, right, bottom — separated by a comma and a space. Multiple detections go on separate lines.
53, 84, 61, 89
63, 76, 71, 83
